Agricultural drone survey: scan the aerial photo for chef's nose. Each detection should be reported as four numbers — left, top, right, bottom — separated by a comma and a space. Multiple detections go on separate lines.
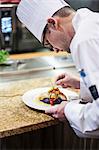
53, 47, 63, 53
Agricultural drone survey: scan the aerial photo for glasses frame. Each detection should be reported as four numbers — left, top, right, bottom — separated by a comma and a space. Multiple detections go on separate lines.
42, 25, 53, 50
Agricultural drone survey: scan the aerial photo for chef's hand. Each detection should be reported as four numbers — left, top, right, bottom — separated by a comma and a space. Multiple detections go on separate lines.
45, 101, 67, 121
55, 73, 80, 89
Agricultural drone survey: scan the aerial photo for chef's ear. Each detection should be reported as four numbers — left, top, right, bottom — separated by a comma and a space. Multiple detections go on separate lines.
47, 17, 59, 30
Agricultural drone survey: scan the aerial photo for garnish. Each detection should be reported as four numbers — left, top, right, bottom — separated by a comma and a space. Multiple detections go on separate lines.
40, 87, 67, 106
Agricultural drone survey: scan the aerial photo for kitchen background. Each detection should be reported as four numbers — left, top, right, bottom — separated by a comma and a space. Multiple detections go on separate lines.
0, 0, 99, 54
0, 1, 99, 150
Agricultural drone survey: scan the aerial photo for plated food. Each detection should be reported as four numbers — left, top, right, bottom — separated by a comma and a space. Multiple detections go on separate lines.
22, 87, 78, 110
37, 87, 67, 105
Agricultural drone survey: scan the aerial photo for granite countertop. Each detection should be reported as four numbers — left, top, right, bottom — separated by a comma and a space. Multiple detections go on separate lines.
0, 77, 60, 138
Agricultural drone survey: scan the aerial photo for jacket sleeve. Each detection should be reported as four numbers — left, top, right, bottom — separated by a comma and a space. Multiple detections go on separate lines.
80, 78, 92, 103
64, 39, 99, 136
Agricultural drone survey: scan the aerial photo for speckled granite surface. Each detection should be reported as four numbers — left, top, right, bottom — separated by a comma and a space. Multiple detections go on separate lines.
0, 77, 59, 138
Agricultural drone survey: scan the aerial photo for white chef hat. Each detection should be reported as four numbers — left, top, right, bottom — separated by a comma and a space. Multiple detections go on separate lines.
17, 0, 70, 42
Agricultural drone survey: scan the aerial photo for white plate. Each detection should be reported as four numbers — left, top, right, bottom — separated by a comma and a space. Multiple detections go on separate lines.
22, 87, 78, 111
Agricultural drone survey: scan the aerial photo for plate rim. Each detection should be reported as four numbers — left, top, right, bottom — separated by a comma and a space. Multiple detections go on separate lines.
22, 87, 78, 111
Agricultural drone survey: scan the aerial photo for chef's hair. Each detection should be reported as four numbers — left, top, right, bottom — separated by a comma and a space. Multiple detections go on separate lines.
53, 6, 75, 17
42, 6, 75, 45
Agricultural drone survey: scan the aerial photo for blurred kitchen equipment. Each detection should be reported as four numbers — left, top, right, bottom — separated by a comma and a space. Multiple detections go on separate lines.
0, 55, 77, 82
0, 4, 43, 54
66, 0, 99, 12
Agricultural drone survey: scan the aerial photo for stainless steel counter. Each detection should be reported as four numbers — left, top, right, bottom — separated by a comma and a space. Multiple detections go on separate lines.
0, 55, 74, 72
0, 55, 78, 82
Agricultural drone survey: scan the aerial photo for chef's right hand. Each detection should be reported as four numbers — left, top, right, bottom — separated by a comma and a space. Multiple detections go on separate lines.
55, 73, 80, 89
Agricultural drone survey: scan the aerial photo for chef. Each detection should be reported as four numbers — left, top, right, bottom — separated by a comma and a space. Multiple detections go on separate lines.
17, 0, 99, 138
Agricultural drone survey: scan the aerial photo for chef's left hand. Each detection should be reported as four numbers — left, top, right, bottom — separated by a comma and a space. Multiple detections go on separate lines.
45, 101, 68, 121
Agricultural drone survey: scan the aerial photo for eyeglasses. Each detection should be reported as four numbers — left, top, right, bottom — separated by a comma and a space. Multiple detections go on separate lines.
42, 25, 53, 50
43, 40, 53, 50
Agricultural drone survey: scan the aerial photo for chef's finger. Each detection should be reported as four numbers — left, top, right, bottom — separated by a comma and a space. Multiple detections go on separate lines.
61, 84, 68, 88
45, 106, 58, 114
52, 114, 58, 118
56, 79, 65, 86
55, 74, 65, 82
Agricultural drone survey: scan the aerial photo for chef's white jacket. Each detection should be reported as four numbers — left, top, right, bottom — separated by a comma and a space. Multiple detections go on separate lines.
64, 8, 99, 138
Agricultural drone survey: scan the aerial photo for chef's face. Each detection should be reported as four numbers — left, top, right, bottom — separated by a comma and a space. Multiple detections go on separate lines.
42, 18, 71, 53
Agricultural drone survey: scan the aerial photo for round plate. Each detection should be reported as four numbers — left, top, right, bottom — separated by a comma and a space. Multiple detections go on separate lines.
22, 87, 78, 111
